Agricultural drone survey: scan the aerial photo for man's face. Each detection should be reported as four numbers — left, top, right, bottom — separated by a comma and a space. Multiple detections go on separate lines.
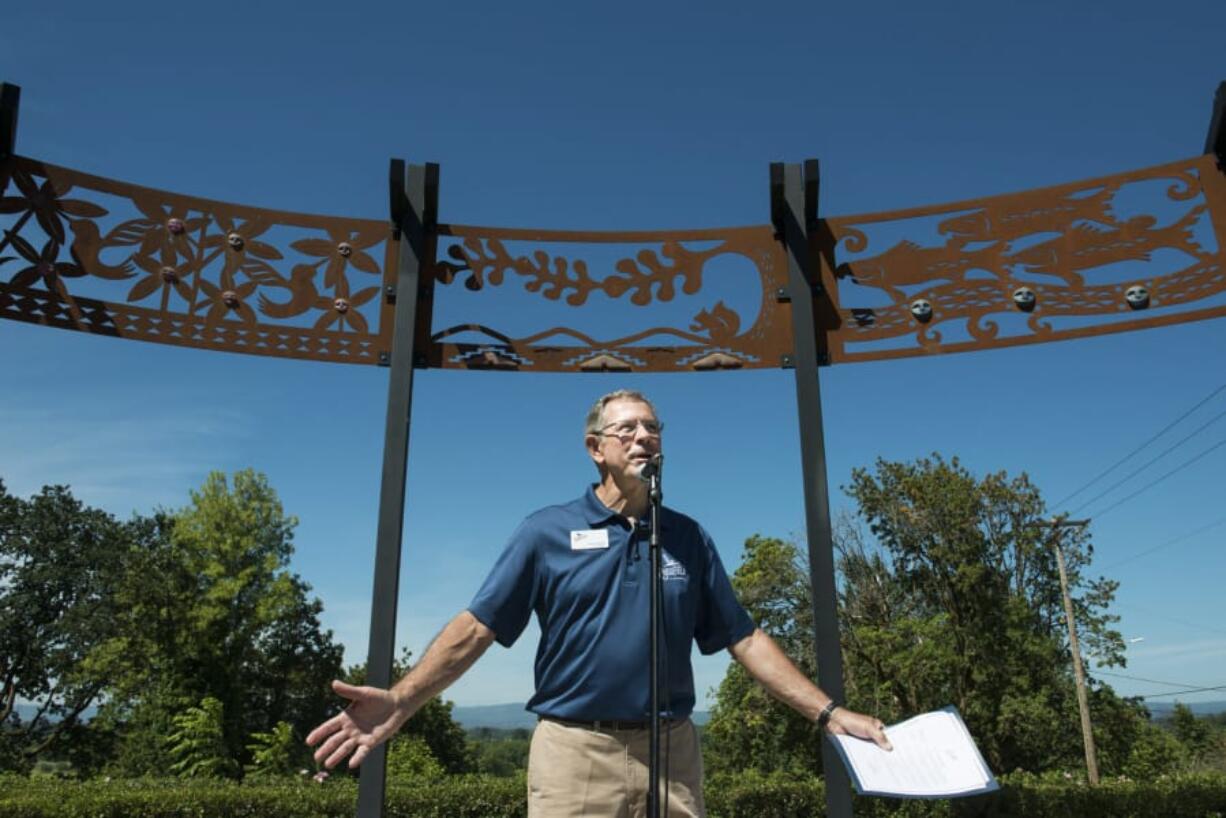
586, 398, 662, 482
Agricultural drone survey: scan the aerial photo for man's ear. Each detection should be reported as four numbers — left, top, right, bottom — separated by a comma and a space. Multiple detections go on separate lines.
585, 434, 605, 465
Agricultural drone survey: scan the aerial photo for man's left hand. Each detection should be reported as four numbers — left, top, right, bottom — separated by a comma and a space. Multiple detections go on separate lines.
826, 708, 893, 751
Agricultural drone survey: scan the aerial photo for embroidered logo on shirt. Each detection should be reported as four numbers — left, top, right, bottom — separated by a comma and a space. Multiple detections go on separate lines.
570, 529, 610, 550
662, 550, 688, 581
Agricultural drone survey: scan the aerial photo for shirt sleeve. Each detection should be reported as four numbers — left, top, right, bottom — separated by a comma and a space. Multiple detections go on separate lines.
693, 525, 756, 655
467, 520, 539, 648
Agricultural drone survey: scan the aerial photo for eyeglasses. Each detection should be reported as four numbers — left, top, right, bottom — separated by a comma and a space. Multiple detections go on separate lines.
595, 418, 664, 442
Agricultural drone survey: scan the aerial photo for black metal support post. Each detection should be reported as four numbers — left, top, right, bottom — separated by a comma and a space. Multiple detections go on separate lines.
1207, 80, 1226, 169
771, 159, 853, 818
1, 82, 20, 195
355, 159, 438, 818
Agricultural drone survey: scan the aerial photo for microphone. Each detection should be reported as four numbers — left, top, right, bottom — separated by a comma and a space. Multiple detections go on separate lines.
638, 453, 664, 483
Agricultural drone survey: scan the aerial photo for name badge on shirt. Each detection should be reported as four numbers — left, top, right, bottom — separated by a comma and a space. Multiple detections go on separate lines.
570, 529, 609, 551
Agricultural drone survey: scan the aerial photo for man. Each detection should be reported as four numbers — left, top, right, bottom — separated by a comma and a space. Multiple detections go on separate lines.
307, 389, 891, 816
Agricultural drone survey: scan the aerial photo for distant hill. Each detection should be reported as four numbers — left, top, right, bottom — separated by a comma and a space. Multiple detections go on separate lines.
1146, 701, 1226, 718
451, 703, 535, 730
12, 703, 99, 723
449, 701, 1226, 729
17, 699, 1222, 730
451, 703, 710, 730
12, 701, 716, 731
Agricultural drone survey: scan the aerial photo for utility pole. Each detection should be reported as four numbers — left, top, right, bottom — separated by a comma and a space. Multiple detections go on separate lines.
1040, 517, 1099, 785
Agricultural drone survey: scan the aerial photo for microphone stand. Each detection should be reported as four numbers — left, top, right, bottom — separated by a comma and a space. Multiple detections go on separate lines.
646, 456, 664, 818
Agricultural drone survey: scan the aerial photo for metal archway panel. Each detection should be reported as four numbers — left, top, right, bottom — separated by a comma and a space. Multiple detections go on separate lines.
824, 154, 1226, 364
427, 222, 792, 372
0, 155, 797, 371
3, 153, 1225, 370
0, 156, 397, 365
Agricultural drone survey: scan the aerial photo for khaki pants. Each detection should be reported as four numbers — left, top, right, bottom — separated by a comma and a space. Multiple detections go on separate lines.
527, 718, 705, 817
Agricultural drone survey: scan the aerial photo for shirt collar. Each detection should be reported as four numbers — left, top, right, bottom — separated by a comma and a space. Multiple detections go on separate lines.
580, 484, 670, 530
581, 484, 621, 526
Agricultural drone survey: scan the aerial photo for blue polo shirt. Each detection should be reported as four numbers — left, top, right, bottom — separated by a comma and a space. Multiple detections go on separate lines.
467, 486, 756, 721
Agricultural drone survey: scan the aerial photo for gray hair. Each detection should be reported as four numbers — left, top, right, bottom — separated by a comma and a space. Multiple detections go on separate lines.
584, 390, 660, 436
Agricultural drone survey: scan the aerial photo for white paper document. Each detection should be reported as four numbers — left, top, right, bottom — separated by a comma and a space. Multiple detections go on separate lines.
828, 706, 998, 799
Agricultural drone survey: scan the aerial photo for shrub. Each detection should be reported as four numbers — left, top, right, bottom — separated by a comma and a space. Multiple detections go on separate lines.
244, 722, 300, 780
166, 697, 237, 780
386, 735, 445, 782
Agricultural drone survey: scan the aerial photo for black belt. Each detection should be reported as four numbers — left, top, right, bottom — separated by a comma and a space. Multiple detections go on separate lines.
543, 716, 679, 732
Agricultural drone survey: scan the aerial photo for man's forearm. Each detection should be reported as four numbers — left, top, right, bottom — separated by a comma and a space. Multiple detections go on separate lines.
730, 627, 893, 749
390, 610, 494, 715
728, 628, 831, 721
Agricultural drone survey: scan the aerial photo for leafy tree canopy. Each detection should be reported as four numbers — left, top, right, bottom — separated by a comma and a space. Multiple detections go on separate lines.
705, 454, 1148, 777
103, 470, 343, 777
1, 471, 343, 778
0, 480, 164, 771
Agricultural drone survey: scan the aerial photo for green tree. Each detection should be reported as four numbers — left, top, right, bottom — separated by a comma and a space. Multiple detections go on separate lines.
1170, 703, 1217, 763
704, 535, 823, 776
96, 470, 343, 776
168, 697, 238, 779
0, 480, 160, 772
1123, 721, 1189, 778
470, 729, 531, 777
245, 721, 302, 779
837, 455, 1138, 773
705, 455, 1148, 777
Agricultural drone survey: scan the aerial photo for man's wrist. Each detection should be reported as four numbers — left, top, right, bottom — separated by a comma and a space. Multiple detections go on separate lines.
816, 700, 839, 731
390, 685, 416, 719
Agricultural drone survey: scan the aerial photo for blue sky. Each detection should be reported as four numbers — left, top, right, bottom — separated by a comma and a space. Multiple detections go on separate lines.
3, 1, 1225, 711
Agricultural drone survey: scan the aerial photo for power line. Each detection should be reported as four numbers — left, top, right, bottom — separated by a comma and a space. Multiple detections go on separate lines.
1070, 405, 1226, 515
1093, 669, 1199, 689
1085, 436, 1226, 520
1111, 603, 1226, 638
1100, 514, 1226, 571
1134, 684, 1226, 699
1053, 381, 1226, 509
1091, 671, 1226, 700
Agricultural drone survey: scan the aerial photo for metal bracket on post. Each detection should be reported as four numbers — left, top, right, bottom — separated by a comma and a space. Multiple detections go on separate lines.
415, 165, 440, 368
1206, 80, 1226, 172
803, 158, 819, 233
769, 162, 787, 241
356, 157, 438, 818
1, 82, 20, 195
771, 159, 854, 818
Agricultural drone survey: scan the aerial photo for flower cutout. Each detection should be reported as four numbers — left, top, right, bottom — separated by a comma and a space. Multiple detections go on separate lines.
5, 233, 86, 304
122, 194, 209, 260
127, 253, 194, 305
124, 204, 208, 305
197, 278, 259, 327
200, 214, 281, 288
290, 227, 382, 290
314, 284, 380, 333
0, 167, 108, 246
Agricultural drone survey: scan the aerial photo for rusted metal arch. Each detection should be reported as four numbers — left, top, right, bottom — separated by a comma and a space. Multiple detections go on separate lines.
3, 81, 1224, 818
3, 85, 1223, 371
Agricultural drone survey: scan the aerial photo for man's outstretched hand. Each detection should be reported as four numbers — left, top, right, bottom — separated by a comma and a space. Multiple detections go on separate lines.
306, 680, 409, 769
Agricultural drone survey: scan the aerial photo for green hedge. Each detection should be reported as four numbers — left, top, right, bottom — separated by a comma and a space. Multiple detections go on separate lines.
0, 777, 525, 818
708, 771, 1226, 818
3, 771, 1225, 817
